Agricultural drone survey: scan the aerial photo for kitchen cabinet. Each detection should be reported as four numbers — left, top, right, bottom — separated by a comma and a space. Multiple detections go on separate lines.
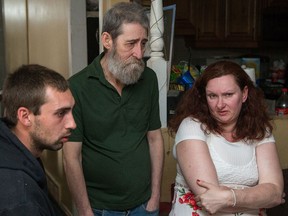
262, 0, 288, 7
260, 0, 288, 47
162, 0, 195, 35
140, 0, 288, 48
139, 0, 196, 35
192, 0, 260, 48
140, 0, 260, 48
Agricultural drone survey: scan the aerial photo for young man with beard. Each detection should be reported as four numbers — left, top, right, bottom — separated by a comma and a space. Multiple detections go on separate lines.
0, 64, 76, 215
63, 2, 164, 216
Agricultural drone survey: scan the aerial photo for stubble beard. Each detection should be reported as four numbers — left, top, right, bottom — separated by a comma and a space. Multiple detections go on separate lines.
107, 47, 145, 85
30, 119, 63, 153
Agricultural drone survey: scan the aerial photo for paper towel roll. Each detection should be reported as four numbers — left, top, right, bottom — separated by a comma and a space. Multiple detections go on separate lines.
243, 67, 256, 84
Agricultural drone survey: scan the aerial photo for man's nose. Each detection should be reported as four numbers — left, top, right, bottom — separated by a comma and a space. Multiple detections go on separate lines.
132, 43, 144, 59
67, 113, 76, 130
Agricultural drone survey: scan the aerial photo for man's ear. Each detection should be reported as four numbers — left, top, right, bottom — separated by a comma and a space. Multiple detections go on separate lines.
17, 107, 32, 126
101, 32, 112, 50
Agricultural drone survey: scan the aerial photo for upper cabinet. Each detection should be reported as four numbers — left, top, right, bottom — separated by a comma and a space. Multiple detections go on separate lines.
150, 0, 260, 48
140, 0, 288, 48
162, 0, 195, 35
262, 0, 288, 7
192, 0, 259, 48
260, 0, 288, 47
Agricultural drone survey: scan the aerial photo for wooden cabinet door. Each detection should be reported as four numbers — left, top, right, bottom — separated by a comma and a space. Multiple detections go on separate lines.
194, 0, 259, 48
194, 0, 224, 42
2, 0, 28, 74
263, 0, 288, 6
163, 0, 195, 35
225, 0, 258, 45
141, 0, 261, 47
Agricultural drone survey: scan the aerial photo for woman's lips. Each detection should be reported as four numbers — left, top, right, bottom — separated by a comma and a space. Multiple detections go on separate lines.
218, 110, 228, 116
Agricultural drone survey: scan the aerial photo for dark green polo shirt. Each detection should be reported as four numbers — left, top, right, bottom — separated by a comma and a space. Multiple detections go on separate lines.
68, 53, 161, 210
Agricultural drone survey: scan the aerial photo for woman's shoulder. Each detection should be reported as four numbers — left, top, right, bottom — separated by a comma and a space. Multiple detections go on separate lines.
180, 116, 202, 128
176, 117, 207, 142
256, 133, 275, 146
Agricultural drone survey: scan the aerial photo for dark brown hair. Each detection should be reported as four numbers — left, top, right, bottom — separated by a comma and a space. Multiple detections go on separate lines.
2, 64, 69, 127
168, 61, 273, 142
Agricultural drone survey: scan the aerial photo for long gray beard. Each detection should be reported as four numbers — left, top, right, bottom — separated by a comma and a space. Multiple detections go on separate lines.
107, 54, 145, 85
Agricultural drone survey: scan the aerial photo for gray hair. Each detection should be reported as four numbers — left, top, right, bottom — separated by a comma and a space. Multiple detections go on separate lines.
102, 2, 149, 42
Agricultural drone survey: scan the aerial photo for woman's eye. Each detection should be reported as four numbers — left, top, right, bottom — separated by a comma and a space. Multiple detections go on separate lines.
208, 94, 216, 99
225, 93, 233, 97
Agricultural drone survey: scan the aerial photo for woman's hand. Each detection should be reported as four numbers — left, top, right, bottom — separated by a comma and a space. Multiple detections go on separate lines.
194, 179, 233, 214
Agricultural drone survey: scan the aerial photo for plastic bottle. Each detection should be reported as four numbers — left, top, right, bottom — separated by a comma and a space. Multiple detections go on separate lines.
275, 88, 288, 116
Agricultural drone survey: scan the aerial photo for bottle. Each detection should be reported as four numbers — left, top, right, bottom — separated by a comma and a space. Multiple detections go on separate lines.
275, 88, 288, 116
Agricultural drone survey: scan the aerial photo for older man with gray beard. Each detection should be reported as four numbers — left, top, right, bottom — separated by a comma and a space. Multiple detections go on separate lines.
63, 2, 164, 216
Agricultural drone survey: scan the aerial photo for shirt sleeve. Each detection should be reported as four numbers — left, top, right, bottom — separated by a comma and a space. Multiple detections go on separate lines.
175, 117, 207, 145
148, 69, 161, 131
173, 117, 207, 158
257, 133, 275, 146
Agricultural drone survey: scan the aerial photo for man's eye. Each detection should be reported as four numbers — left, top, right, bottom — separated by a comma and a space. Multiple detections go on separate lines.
57, 111, 66, 117
127, 42, 135, 46
142, 41, 147, 47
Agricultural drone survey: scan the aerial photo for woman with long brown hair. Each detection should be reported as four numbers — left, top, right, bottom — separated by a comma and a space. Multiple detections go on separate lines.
168, 61, 284, 216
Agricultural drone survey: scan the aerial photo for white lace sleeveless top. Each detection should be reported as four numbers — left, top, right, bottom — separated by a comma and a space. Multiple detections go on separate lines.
173, 117, 275, 187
